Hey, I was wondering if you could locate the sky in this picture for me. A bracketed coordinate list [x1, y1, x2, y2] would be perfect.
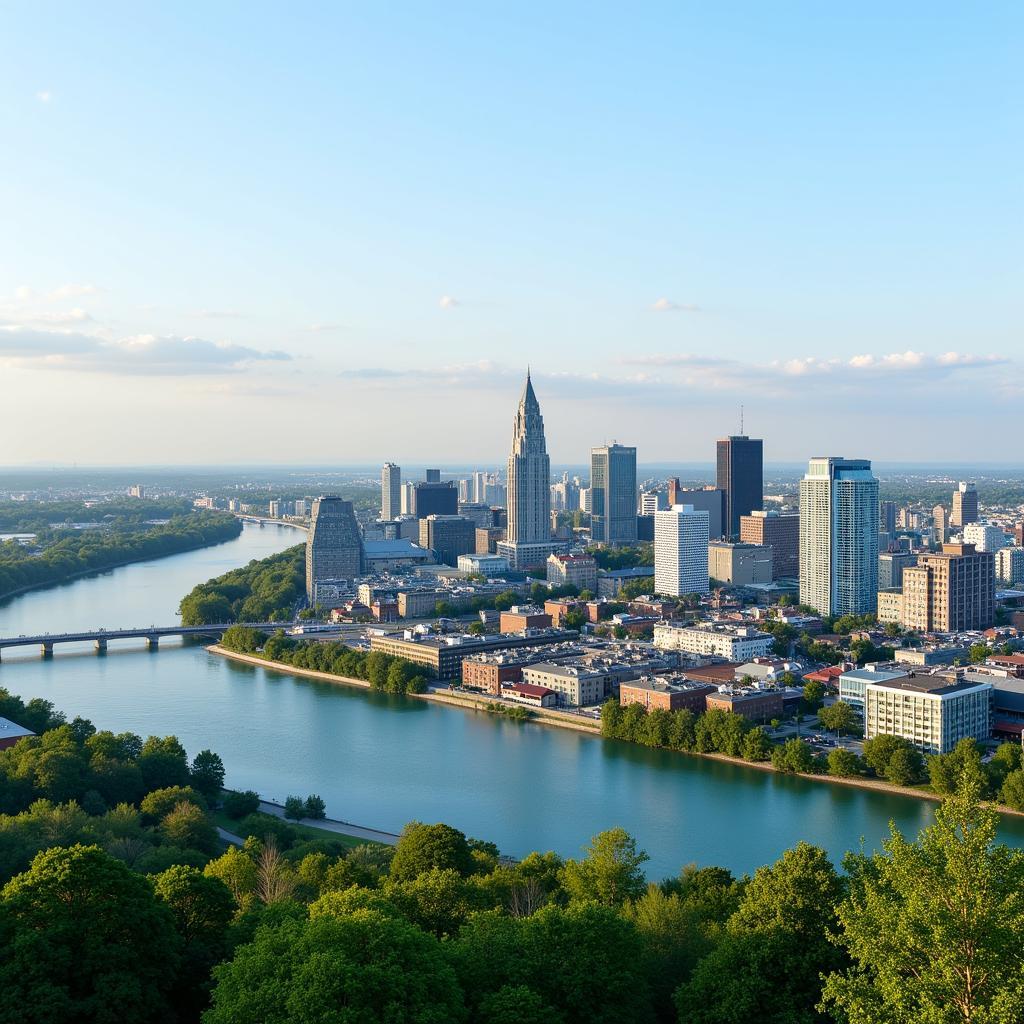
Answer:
[1, 3, 1022, 467]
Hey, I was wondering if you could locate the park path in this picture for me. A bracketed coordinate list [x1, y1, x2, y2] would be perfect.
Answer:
[257, 800, 400, 846]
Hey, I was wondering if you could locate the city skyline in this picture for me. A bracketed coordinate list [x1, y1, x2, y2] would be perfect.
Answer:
[3, 5, 1022, 464]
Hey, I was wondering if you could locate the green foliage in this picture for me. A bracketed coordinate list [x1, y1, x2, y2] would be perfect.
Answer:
[801, 678, 825, 712]
[189, 749, 225, 801]
[140, 784, 208, 822]
[863, 734, 924, 785]
[179, 544, 305, 625]
[827, 747, 864, 778]
[928, 737, 985, 796]
[817, 700, 857, 735]
[0, 844, 182, 1024]
[283, 796, 306, 821]
[821, 769, 1024, 1023]
[205, 910, 467, 1024]
[771, 738, 817, 774]
[390, 822, 476, 881]
[0, 506, 240, 601]
[560, 828, 649, 906]
[999, 769, 1024, 811]
[304, 794, 326, 819]
[222, 789, 261, 819]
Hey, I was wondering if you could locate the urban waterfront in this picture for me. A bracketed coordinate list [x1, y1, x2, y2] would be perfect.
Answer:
[3, 520, 1023, 879]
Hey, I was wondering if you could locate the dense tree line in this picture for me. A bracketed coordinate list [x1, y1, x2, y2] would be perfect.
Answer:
[0, 508, 240, 601]
[1, 743, 1020, 1023]
[220, 626, 432, 694]
[0, 497, 196, 533]
[179, 546, 305, 625]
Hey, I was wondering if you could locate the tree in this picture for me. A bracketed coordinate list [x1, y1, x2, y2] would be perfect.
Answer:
[283, 795, 306, 821]
[884, 745, 923, 786]
[560, 827, 649, 906]
[138, 735, 191, 791]
[204, 845, 258, 908]
[390, 822, 475, 881]
[741, 726, 770, 762]
[771, 738, 816, 774]
[160, 800, 219, 855]
[801, 679, 825, 712]
[817, 701, 856, 736]
[204, 910, 467, 1024]
[153, 865, 235, 1021]
[189, 749, 225, 801]
[863, 733, 922, 784]
[821, 768, 1024, 1024]
[928, 737, 984, 796]
[222, 789, 261, 819]
[304, 793, 326, 819]
[140, 784, 208, 822]
[478, 985, 562, 1024]
[827, 748, 863, 777]
[999, 769, 1024, 811]
[0, 844, 181, 1024]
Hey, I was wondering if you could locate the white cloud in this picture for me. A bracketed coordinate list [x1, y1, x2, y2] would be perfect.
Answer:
[0, 326, 290, 375]
[651, 297, 699, 312]
[439, 295, 459, 309]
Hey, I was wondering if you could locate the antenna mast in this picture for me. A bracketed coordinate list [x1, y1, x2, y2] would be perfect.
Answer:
[740, 405, 744, 435]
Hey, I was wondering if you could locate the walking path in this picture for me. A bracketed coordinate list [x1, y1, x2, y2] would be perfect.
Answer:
[257, 799, 400, 845]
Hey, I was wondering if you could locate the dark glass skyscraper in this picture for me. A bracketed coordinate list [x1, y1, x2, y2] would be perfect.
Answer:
[590, 444, 637, 545]
[716, 435, 763, 539]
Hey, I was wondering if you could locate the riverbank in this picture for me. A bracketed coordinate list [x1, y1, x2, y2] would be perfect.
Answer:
[0, 524, 244, 606]
[208, 643, 1024, 815]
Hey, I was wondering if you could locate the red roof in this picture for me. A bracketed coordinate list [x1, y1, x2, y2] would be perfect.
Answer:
[509, 683, 555, 698]
[993, 719, 1024, 736]
[803, 665, 845, 683]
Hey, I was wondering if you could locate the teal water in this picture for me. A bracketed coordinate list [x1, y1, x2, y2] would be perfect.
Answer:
[2, 522, 1021, 878]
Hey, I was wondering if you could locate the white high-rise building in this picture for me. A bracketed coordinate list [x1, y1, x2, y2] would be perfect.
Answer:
[639, 490, 665, 515]
[400, 481, 416, 516]
[963, 523, 1006, 554]
[654, 504, 710, 597]
[995, 546, 1024, 585]
[381, 462, 401, 520]
[799, 457, 879, 617]
[497, 372, 559, 569]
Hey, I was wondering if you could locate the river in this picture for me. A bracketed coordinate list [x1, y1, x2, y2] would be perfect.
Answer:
[1, 521, 1021, 879]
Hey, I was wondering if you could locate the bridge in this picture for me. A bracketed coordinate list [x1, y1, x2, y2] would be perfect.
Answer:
[0, 622, 303, 660]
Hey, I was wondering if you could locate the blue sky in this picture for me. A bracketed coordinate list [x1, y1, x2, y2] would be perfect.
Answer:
[2, 3, 1021, 465]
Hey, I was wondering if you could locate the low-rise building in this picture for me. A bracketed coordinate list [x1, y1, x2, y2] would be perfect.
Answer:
[499, 606, 553, 633]
[461, 652, 535, 694]
[520, 662, 611, 707]
[704, 686, 784, 722]
[708, 541, 772, 585]
[503, 682, 558, 708]
[619, 677, 715, 712]
[838, 664, 909, 712]
[653, 622, 774, 660]
[475, 526, 506, 555]
[597, 567, 655, 599]
[893, 644, 971, 667]
[544, 598, 586, 628]
[362, 539, 434, 573]
[546, 553, 598, 592]
[864, 674, 992, 754]
[457, 553, 510, 575]
[0, 717, 35, 750]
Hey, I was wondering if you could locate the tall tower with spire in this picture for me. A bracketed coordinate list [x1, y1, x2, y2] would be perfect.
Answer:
[506, 370, 550, 544]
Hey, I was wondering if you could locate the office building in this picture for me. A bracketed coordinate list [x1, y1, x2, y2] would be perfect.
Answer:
[293, 498, 309, 517]
[457, 553, 509, 575]
[880, 543, 996, 633]
[425, 468, 441, 483]
[838, 664, 909, 713]
[639, 490, 664, 515]
[476, 526, 506, 554]
[996, 546, 1024, 586]
[590, 443, 638, 545]
[546, 553, 598, 592]
[878, 551, 918, 590]
[879, 500, 897, 537]
[128, 484, 146, 499]
[412, 481, 458, 519]
[864, 675, 992, 754]
[799, 457, 879, 617]
[619, 677, 716, 713]
[418, 515, 476, 567]
[708, 541, 772, 585]
[671, 487, 725, 540]
[933, 505, 948, 545]
[400, 482, 416, 516]
[654, 504, 710, 597]
[740, 510, 799, 578]
[499, 372, 559, 569]
[268, 500, 281, 519]
[951, 481, 979, 528]
[963, 523, 1006, 554]
[457, 502, 494, 529]
[381, 463, 401, 520]
[305, 496, 363, 601]
[716, 435, 763, 538]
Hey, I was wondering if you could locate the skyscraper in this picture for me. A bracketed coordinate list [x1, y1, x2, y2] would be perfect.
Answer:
[654, 505, 710, 597]
[951, 481, 979, 528]
[799, 457, 879, 617]
[716, 435, 763, 539]
[879, 500, 897, 537]
[932, 504, 948, 545]
[590, 443, 637, 545]
[381, 463, 401, 520]
[306, 495, 363, 601]
[498, 372, 558, 569]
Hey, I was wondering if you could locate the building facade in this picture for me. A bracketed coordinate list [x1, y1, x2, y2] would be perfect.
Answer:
[708, 541, 772, 585]
[412, 481, 458, 519]
[418, 515, 477, 567]
[546, 553, 598, 593]
[896, 543, 996, 633]
[879, 551, 918, 590]
[716, 435, 763, 538]
[996, 546, 1024, 586]
[654, 504, 710, 597]
[799, 457, 879, 617]
[653, 623, 774, 660]
[590, 443, 638, 545]
[740, 510, 799, 578]
[381, 463, 401, 520]
[951, 481, 979, 528]
[305, 496, 363, 601]
[963, 523, 1006, 553]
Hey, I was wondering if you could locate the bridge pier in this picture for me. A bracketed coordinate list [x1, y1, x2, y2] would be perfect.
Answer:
[41, 642, 53, 658]
[95, 638, 107, 654]
[146, 636, 159, 651]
